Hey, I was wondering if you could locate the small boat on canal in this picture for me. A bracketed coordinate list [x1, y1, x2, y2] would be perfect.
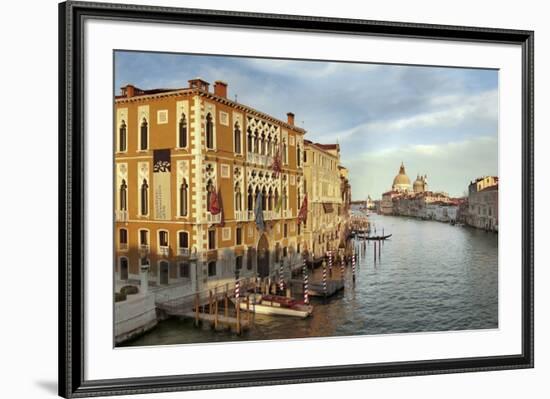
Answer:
[234, 294, 313, 318]
[357, 233, 392, 240]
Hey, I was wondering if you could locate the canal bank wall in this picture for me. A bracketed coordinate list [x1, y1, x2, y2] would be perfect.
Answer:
[115, 292, 157, 345]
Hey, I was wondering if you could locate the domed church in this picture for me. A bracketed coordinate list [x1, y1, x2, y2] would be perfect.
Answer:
[392, 162, 412, 192]
[413, 174, 428, 193]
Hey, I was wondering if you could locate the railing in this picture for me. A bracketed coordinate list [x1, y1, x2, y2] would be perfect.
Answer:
[178, 248, 190, 257]
[248, 210, 254, 220]
[207, 213, 221, 224]
[235, 210, 247, 221]
[158, 246, 169, 256]
[283, 209, 292, 219]
[115, 210, 128, 222]
[119, 243, 128, 251]
[246, 152, 271, 167]
[139, 244, 150, 253]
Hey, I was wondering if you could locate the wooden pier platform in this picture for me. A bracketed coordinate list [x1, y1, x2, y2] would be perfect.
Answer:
[158, 299, 251, 333]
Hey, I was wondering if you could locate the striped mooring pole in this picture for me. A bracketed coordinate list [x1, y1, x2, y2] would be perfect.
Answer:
[302, 255, 309, 304]
[328, 250, 333, 277]
[235, 278, 240, 301]
[279, 262, 284, 292]
[352, 250, 356, 285]
[322, 259, 328, 297]
[340, 254, 345, 282]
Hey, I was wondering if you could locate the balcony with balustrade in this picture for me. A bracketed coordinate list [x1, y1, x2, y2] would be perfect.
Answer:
[177, 247, 190, 257]
[115, 210, 128, 222]
[158, 246, 170, 257]
[235, 210, 248, 222]
[246, 152, 272, 168]
[207, 212, 222, 224]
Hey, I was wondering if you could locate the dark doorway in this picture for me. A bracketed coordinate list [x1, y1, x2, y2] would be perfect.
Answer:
[120, 257, 129, 281]
[159, 261, 169, 285]
[257, 234, 270, 278]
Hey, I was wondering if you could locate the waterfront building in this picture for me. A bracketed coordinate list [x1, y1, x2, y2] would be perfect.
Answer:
[381, 190, 400, 215]
[466, 176, 499, 231]
[379, 162, 465, 222]
[114, 78, 307, 293]
[302, 141, 349, 259]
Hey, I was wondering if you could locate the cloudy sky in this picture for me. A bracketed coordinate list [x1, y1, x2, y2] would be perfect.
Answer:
[115, 51, 498, 199]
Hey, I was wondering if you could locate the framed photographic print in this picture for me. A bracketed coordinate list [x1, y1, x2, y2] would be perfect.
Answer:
[59, 1, 534, 397]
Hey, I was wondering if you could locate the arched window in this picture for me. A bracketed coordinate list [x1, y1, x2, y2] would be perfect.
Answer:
[179, 178, 188, 216]
[254, 186, 260, 209]
[282, 188, 287, 210]
[140, 118, 148, 150]
[267, 137, 272, 156]
[247, 186, 253, 211]
[118, 120, 126, 152]
[260, 133, 265, 155]
[234, 184, 242, 212]
[119, 257, 129, 280]
[234, 122, 241, 154]
[205, 113, 214, 149]
[120, 179, 127, 211]
[282, 140, 287, 164]
[247, 128, 253, 153]
[206, 180, 214, 211]
[261, 187, 267, 211]
[254, 130, 259, 154]
[178, 231, 189, 249]
[274, 188, 279, 211]
[178, 113, 187, 148]
[268, 188, 273, 211]
[297, 146, 301, 167]
[140, 179, 149, 215]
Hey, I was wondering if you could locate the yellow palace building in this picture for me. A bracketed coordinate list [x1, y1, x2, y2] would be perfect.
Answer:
[302, 141, 351, 259]
[114, 78, 308, 292]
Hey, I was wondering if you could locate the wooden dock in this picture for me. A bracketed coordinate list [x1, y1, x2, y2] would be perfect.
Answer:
[157, 288, 253, 334]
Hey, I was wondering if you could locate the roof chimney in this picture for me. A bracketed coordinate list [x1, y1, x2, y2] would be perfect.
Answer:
[214, 81, 228, 98]
[287, 112, 295, 126]
[122, 84, 136, 98]
[188, 77, 210, 92]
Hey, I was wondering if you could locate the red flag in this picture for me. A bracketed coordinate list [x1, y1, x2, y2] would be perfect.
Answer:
[209, 190, 221, 215]
[217, 189, 225, 227]
[270, 145, 282, 176]
[297, 194, 308, 224]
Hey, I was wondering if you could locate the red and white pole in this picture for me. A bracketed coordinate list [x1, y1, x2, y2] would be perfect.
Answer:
[302, 255, 309, 304]
[352, 250, 356, 285]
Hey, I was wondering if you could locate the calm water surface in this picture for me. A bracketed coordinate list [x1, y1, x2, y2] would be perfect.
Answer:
[122, 214, 498, 346]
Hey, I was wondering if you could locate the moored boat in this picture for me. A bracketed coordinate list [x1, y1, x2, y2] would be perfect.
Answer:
[233, 294, 313, 318]
[360, 234, 392, 240]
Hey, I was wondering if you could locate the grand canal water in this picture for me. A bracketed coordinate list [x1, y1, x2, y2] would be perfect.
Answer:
[121, 213, 498, 347]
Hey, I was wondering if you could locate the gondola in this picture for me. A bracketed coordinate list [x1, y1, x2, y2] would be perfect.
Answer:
[357, 234, 392, 240]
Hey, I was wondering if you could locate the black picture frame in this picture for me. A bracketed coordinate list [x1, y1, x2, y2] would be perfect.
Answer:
[59, 1, 534, 397]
